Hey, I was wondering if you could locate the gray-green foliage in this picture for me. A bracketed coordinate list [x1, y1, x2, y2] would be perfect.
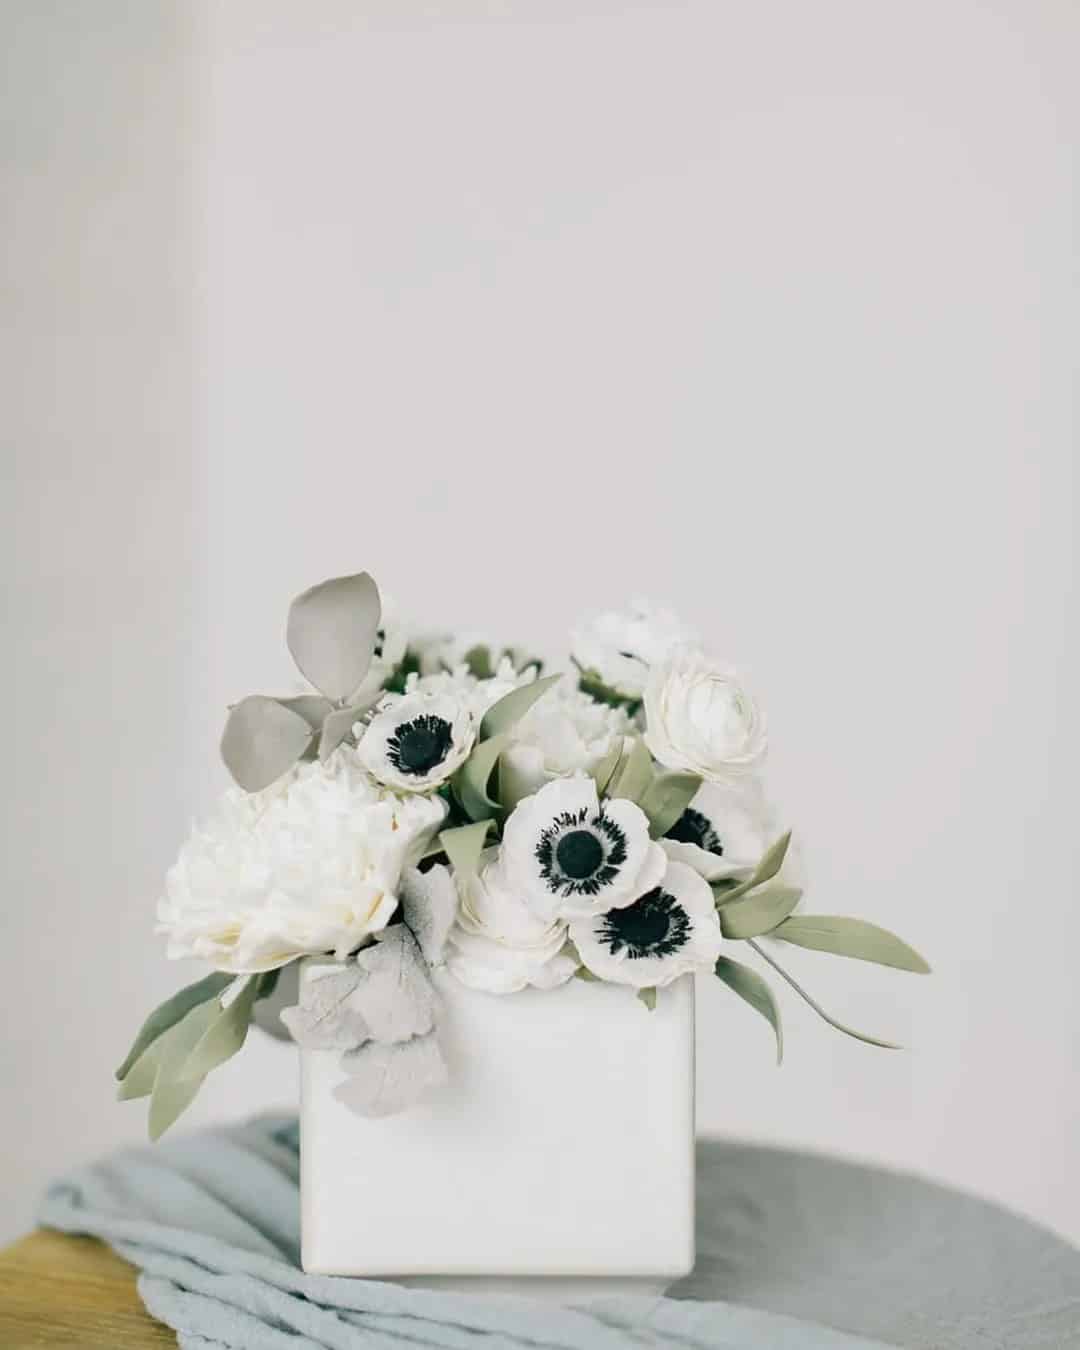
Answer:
[772, 915, 931, 973]
[713, 955, 783, 1064]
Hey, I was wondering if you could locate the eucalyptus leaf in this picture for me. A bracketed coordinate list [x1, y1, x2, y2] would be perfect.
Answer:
[335, 1031, 448, 1117]
[220, 695, 315, 791]
[279, 966, 370, 1051]
[753, 830, 792, 886]
[589, 736, 625, 796]
[438, 821, 492, 879]
[318, 704, 361, 762]
[452, 733, 508, 821]
[175, 975, 260, 1083]
[605, 737, 654, 804]
[276, 695, 333, 730]
[480, 673, 561, 740]
[286, 571, 381, 702]
[116, 971, 232, 1081]
[117, 1009, 206, 1102]
[640, 771, 702, 838]
[637, 987, 658, 1012]
[351, 928, 438, 1043]
[400, 864, 458, 967]
[774, 916, 931, 973]
[714, 955, 783, 1064]
[145, 999, 221, 1140]
[719, 885, 803, 940]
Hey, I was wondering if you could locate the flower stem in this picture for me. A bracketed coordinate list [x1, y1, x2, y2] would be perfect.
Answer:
[745, 939, 902, 1051]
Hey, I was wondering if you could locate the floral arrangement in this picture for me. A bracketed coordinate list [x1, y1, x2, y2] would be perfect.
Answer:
[117, 571, 929, 1137]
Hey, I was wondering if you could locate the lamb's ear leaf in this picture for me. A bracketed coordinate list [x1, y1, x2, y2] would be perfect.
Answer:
[773, 916, 931, 974]
[719, 885, 803, 940]
[335, 1031, 448, 1118]
[605, 737, 654, 804]
[286, 571, 381, 702]
[116, 972, 233, 1081]
[480, 674, 561, 740]
[439, 821, 493, 879]
[399, 865, 459, 967]
[453, 733, 509, 821]
[714, 956, 783, 1064]
[221, 695, 314, 791]
[637, 987, 658, 1012]
[640, 771, 701, 838]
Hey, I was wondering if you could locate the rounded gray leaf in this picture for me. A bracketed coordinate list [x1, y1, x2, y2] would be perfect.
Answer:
[221, 695, 315, 792]
[286, 572, 381, 702]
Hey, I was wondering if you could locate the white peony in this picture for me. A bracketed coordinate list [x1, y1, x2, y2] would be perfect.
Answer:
[500, 774, 667, 922]
[357, 691, 476, 792]
[157, 748, 445, 973]
[500, 675, 632, 806]
[446, 851, 578, 994]
[644, 645, 767, 781]
[570, 860, 723, 989]
[571, 603, 699, 701]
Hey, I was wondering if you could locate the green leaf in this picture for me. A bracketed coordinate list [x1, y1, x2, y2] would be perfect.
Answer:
[639, 771, 702, 838]
[714, 956, 783, 1064]
[574, 663, 641, 712]
[146, 1000, 221, 1140]
[712, 830, 794, 907]
[637, 987, 657, 1011]
[719, 885, 803, 940]
[439, 820, 494, 878]
[286, 571, 381, 702]
[605, 737, 654, 804]
[175, 976, 260, 1083]
[220, 695, 315, 791]
[773, 916, 931, 973]
[480, 674, 561, 740]
[463, 645, 495, 679]
[452, 733, 509, 821]
[588, 737, 625, 796]
[574, 966, 600, 982]
[116, 971, 233, 1081]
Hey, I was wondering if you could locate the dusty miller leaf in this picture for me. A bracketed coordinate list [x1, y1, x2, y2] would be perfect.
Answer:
[400, 864, 459, 967]
[350, 927, 438, 1043]
[220, 695, 314, 791]
[335, 1031, 448, 1117]
[714, 955, 783, 1064]
[286, 571, 381, 702]
[719, 885, 803, 940]
[774, 916, 931, 973]
[279, 966, 370, 1051]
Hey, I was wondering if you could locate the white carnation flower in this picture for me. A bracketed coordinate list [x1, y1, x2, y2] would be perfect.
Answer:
[500, 774, 666, 922]
[405, 658, 525, 721]
[157, 749, 445, 973]
[571, 603, 699, 701]
[644, 645, 767, 781]
[569, 860, 723, 989]
[660, 777, 773, 883]
[446, 852, 578, 994]
[500, 675, 632, 806]
[357, 691, 476, 792]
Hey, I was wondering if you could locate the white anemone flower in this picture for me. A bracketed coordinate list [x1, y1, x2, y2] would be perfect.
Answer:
[446, 852, 578, 994]
[500, 774, 666, 922]
[157, 749, 446, 973]
[357, 691, 476, 792]
[569, 860, 723, 989]
[571, 603, 699, 701]
[660, 778, 773, 883]
[500, 675, 632, 807]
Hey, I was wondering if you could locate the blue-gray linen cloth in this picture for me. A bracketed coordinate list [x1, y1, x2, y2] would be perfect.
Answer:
[39, 1115, 1080, 1350]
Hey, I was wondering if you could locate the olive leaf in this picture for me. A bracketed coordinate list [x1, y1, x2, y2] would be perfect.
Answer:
[637, 987, 658, 1012]
[640, 771, 702, 838]
[713, 829, 793, 907]
[438, 821, 493, 879]
[350, 927, 439, 1043]
[335, 1031, 448, 1118]
[773, 916, 931, 974]
[605, 737, 654, 804]
[399, 864, 458, 967]
[286, 571, 381, 702]
[714, 955, 783, 1064]
[589, 736, 625, 796]
[174, 974, 261, 1083]
[719, 884, 803, 940]
[279, 966, 370, 1051]
[220, 695, 316, 792]
[480, 673, 561, 740]
[452, 732, 509, 821]
[116, 971, 233, 1081]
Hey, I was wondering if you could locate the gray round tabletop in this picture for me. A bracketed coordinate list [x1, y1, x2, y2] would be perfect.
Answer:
[671, 1139, 1080, 1350]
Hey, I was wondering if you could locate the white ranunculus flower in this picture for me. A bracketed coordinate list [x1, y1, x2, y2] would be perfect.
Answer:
[659, 777, 773, 883]
[446, 851, 578, 994]
[404, 658, 526, 721]
[644, 645, 767, 781]
[570, 860, 723, 989]
[571, 603, 699, 701]
[357, 691, 476, 792]
[500, 774, 666, 922]
[500, 675, 632, 806]
[157, 749, 446, 973]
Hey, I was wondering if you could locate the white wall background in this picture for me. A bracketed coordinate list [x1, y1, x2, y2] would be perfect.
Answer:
[3, 0, 1077, 1246]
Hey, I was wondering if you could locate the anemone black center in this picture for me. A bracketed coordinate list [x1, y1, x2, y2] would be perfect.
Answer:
[598, 887, 692, 959]
[664, 807, 723, 856]
[387, 714, 453, 776]
[555, 829, 604, 880]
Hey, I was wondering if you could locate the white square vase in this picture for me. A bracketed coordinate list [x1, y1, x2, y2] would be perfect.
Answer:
[300, 960, 696, 1297]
